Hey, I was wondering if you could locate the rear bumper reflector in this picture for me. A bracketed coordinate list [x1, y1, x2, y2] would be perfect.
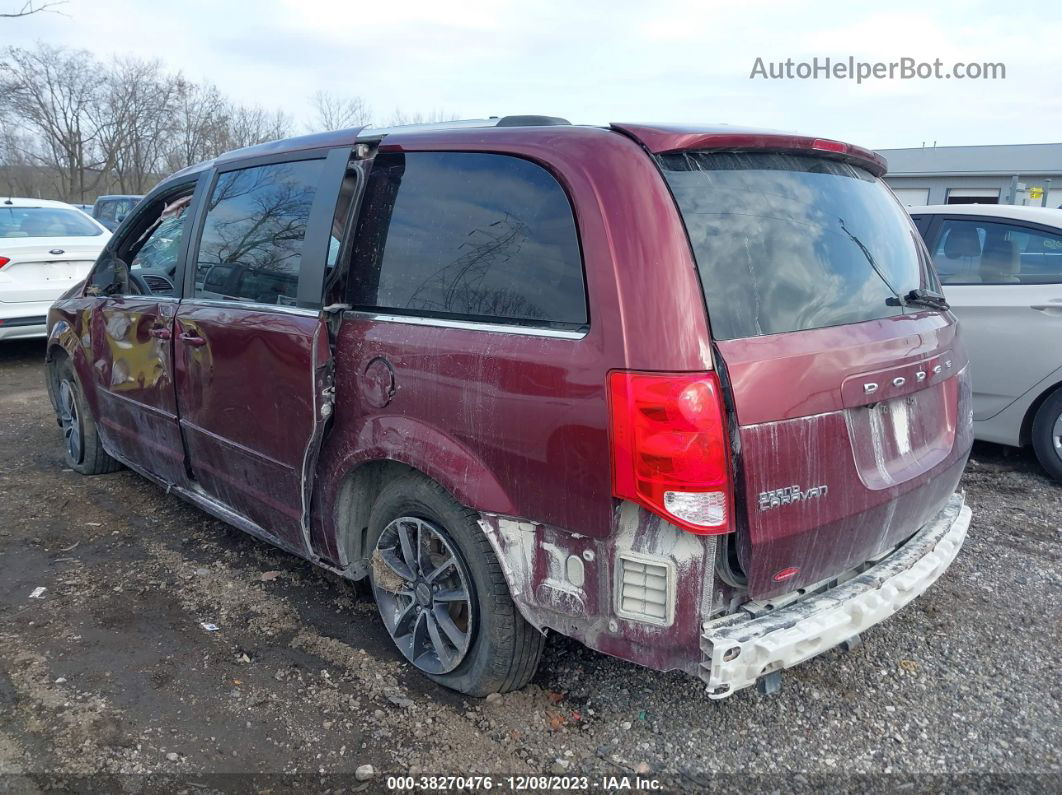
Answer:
[0, 315, 47, 327]
[699, 493, 970, 698]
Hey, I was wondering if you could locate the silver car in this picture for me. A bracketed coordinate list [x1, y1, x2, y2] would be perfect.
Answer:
[910, 204, 1062, 482]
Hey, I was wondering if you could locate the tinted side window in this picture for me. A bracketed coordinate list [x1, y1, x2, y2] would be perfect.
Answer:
[350, 152, 586, 327]
[194, 159, 324, 305]
[95, 201, 116, 222]
[933, 218, 1062, 285]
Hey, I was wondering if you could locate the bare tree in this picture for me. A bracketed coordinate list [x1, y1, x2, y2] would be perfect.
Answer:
[385, 108, 460, 127]
[0, 45, 110, 201]
[1, 1, 65, 18]
[164, 81, 229, 172]
[225, 104, 293, 150]
[0, 124, 45, 196]
[0, 41, 472, 203]
[103, 57, 181, 193]
[309, 90, 371, 132]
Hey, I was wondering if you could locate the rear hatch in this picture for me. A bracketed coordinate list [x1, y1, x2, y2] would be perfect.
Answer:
[636, 130, 972, 599]
[0, 237, 105, 303]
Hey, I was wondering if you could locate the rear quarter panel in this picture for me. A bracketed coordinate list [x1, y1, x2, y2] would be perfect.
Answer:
[314, 127, 715, 553]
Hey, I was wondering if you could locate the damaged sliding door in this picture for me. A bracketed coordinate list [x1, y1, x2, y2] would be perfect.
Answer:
[172, 146, 353, 555]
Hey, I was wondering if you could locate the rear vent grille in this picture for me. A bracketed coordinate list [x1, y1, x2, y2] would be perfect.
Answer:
[616, 554, 674, 626]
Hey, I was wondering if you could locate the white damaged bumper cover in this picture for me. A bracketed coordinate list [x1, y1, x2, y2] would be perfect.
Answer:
[700, 494, 971, 698]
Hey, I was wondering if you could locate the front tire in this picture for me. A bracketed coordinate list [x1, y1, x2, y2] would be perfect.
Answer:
[366, 473, 543, 696]
[54, 360, 121, 475]
[1031, 388, 1062, 483]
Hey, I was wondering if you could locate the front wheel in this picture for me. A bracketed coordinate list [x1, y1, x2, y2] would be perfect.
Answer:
[367, 474, 543, 696]
[54, 360, 121, 475]
[1031, 388, 1062, 483]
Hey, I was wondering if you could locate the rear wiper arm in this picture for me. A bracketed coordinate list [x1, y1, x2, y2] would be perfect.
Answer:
[887, 288, 950, 311]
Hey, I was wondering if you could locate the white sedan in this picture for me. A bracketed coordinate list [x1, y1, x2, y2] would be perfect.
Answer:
[910, 204, 1062, 482]
[0, 198, 110, 341]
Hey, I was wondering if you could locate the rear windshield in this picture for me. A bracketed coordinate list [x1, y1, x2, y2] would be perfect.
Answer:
[659, 152, 932, 340]
[0, 206, 104, 239]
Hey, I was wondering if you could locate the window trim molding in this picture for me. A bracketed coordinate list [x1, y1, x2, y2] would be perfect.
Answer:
[348, 309, 587, 339]
[180, 297, 319, 318]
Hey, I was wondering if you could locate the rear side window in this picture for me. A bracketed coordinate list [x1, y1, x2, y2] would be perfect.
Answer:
[932, 218, 1062, 284]
[349, 152, 586, 328]
[193, 159, 324, 305]
[659, 152, 933, 340]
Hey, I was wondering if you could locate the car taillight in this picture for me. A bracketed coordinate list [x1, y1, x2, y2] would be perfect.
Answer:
[0, 257, 9, 270]
[608, 371, 733, 535]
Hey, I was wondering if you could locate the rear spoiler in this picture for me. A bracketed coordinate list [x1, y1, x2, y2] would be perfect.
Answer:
[611, 123, 888, 177]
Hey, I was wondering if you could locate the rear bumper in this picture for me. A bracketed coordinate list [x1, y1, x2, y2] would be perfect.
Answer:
[0, 317, 47, 340]
[699, 493, 970, 698]
[0, 300, 53, 340]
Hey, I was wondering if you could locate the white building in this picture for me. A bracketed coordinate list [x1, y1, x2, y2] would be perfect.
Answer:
[876, 143, 1062, 208]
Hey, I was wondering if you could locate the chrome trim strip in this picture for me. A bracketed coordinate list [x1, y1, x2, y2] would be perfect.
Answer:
[350, 311, 587, 339]
[183, 298, 318, 318]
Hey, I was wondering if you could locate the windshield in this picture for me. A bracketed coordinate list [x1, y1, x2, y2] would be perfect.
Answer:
[0, 206, 104, 239]
[659, 151, 933, 340]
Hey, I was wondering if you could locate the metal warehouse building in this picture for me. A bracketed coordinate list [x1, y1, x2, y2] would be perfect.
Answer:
[876, 143, 1062, 208]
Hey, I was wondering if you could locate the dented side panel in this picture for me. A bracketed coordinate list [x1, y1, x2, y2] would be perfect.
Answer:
[173, 304, 324, 551]
[88, 297, 187, 484]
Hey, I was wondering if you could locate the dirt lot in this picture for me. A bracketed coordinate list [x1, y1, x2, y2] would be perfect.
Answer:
[1, 338, 1059, 791]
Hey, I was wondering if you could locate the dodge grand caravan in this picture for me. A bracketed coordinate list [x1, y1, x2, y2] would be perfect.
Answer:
[45, 117, 973, 699]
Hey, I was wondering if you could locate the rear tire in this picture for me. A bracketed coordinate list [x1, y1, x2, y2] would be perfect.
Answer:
[366, 473, 543, 696]
[1031, 388, 1062, 483]
[54, 359, 121, 475]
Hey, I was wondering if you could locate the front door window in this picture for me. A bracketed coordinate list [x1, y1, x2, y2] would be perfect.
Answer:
[193, 160, 324, 306]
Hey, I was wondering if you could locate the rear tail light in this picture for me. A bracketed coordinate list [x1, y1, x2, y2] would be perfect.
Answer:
[608, 371, 733, 535]
[0, 257, 9, 270]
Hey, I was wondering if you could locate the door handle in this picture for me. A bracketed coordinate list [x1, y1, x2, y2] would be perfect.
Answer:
[179, 331, 207, 347]
[149, 326, 172, 340]
[1030, 304, 1062, 314]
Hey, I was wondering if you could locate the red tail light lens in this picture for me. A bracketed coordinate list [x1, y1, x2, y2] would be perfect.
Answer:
[0, 257, 9, 270]
[608, 371, 733, 535]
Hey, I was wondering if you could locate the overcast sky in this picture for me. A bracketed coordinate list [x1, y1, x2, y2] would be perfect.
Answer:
[4, 0, 1058, 149]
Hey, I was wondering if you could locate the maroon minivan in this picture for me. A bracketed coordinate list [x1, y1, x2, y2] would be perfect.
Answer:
[45, 117, 973, 698]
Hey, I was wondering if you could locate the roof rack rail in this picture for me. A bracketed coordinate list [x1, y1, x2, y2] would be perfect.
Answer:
[495, 115, 571, 127]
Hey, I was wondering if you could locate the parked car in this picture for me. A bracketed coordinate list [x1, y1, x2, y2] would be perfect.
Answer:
[45, 119, 973, 699]
[91, 194, 143, 231]
[910, 204, 1062, 482]
[0, 197, 110, 341]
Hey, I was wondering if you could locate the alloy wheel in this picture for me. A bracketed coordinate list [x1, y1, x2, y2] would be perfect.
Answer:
[1053, 411, 1062, 462]
[58, 380, 82, 464]
[371, 516, 475, 675]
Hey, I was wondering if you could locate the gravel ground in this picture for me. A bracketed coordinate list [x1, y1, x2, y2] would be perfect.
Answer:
[1, 338, 1059, 792]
